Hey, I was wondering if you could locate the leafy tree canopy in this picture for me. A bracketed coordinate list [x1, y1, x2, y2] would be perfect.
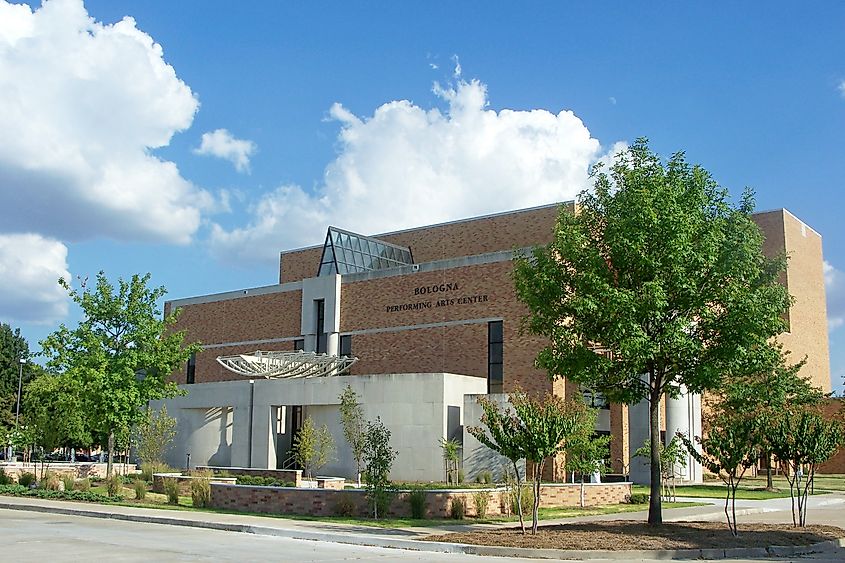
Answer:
[0, 323, 40, 427]
[513, 139, 791, 524]
[40, 272, 200, 474]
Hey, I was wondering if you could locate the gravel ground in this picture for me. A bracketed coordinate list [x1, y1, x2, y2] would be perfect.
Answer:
[423, 521, 844, 550]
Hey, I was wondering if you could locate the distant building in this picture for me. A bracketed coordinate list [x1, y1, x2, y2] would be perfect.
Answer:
[156, 203, 831, 482]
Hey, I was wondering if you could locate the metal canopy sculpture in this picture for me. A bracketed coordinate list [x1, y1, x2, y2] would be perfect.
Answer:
[216, 350, 357, 379]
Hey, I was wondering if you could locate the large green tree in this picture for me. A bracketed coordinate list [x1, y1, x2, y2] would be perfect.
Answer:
[40, 272, 200, 476]
[0, 323, 39, 429]
[514, 139, 791, 524]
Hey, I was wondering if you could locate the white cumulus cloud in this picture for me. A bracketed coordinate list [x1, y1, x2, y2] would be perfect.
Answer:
[824, 260, 845, 331]
[0, 234, 70, 324]
[194, 129, 256, 173]
[0, 0, 211, 244]
[210, 78, 611, 263]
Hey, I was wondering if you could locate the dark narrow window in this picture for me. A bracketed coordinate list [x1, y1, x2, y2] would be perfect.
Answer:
[315, 299, 327, 354]
[487, 321, 503, 393]
[186, 352, 196, 384]
[339, 335, 352, 375]
[339, 335, 352, 357]
[293, 339, 304, 351]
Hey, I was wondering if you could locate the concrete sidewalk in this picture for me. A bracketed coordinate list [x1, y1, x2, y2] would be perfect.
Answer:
[3, 493, 845, 560]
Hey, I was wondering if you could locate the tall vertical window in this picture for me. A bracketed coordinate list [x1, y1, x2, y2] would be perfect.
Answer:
[186, 352, 196, 384]
[339, 335, 352, 375]
[315, 299, 327, 354]
[487, 321, 503, 393]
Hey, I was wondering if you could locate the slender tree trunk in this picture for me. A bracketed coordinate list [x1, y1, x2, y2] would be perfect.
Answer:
[513, 460, 525, 535]
[765, 452, 774, 490]
[107, 429, 115, 478]
[648, 387, 663, 525]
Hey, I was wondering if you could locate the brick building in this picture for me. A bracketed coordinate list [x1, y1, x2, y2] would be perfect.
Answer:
[159, 202, 831, 482]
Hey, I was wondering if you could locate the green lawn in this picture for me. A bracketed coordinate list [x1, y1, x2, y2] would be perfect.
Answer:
[632, 483, 804, 500]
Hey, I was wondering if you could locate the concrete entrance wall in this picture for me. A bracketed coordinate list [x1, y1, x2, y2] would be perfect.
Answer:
[152, 372, 486, 482]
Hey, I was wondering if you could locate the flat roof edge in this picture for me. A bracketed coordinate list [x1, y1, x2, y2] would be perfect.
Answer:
[280, 200, 573, 255]
[167, 280, 303, 308]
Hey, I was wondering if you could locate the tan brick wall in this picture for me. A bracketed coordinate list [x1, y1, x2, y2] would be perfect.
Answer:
[209, 482, 632, 518]
[340, 259, 551, 394]
[280, 247, 322, 284]
[818, 398, 845, 474]
[172, 290, 302, 346]
[279, 203, 567, 284]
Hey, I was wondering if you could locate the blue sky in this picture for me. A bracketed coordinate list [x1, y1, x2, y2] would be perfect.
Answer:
[1, 0, 843, 393]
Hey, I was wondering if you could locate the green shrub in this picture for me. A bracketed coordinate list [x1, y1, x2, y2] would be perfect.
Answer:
[0, 468, 12, 485]
[106, 474, 123, 497]
[235, 475, 294, 487]
[18, 472, 36, 488]
[449, 497, 465, 520]
[628, 493, 649, 504]
[190, 477, 211, 508]
[509, 484, 533, 516]
[61, 475, 76, 492]
[0, 484, 121, 503]
[133, 479, 147, 500]
[475, 470, 493, 485]
[473, 490, 491, 518]
[332, 492, 357, 516]
[408, 488, 427, 519]
[75, 478, 91, 492]
[456, 469, 465, 484]
[164, 478, 179, 505]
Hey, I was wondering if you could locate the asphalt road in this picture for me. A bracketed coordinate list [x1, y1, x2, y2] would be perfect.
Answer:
[2, 508, 535, 562]
[4, 507, 845, 562]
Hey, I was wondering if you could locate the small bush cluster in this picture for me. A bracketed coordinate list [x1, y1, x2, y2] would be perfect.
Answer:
[75, 478, 91, 492]
[0, 484, 121, 503]
[163, 478, 180, 505]
[449, 497, 465, 520]
[190, 477, 211, 508]
[475, 470, 493, 485]
[509, 484, 533, 516]
[42, 472, 61, 491]
[18, 472, 36, 488]
[0, 469, 12, 485]
[106, 474, 123, 497]
[133, 479, 147, 500]
[332, 493, 357, 517]
[473, 490, 491, 518]
[61, 475, 76, 492]
[627, 493, 649, 504]
[235, 475, 294, 487]
[407, 488, 427, 519]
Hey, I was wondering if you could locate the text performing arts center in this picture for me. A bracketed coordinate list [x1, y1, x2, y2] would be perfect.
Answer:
[157, 203, 831, 483]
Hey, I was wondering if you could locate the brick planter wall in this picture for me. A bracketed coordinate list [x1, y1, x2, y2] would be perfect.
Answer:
[209, 482, 632, 518]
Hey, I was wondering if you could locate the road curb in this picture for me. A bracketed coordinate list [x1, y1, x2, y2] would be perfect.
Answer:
[2, 499, 844, 560]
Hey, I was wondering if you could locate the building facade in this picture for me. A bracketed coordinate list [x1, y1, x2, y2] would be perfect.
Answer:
[161, 203, 831, 482]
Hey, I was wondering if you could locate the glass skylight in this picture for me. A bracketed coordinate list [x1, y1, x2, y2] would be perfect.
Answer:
[318, 227, 413, 276]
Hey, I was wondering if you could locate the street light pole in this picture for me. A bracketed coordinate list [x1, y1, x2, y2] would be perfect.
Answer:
[15, 357, 25, 427]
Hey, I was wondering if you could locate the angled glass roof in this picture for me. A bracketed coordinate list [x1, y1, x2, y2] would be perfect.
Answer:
[318, 227, 413, 276]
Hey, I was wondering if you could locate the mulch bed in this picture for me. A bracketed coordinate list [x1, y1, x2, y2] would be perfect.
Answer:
[423, 521, 844, 550]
